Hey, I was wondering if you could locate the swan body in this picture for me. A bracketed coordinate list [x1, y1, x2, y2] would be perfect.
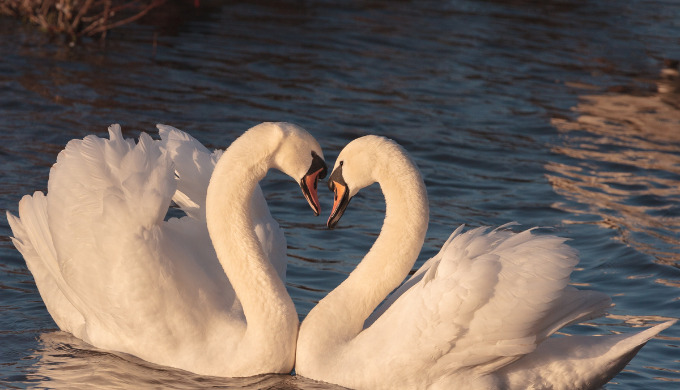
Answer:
[296, 135, 675, 389]
[7, 122, 327, 377]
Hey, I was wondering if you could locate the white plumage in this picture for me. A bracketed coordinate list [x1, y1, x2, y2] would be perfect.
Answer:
[296, 135, 674, 390]
[7, 122, 326, 377]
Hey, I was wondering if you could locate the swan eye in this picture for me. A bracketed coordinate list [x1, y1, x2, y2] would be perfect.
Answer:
[339, 161, 344, 166]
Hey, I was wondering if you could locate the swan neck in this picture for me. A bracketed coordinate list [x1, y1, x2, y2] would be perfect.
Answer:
[205, 132, 295, 336]
[354, 160, 429, 323]
[303, 148, 428, 346]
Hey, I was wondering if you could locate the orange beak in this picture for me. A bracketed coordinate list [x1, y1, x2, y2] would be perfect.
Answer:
[301, 167, 325, 216]
[327, 179, 350, 229]
[300, 151, 327, 216]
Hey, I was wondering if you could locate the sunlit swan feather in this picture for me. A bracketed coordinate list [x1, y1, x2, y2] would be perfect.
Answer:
[296, 135, 674, 389]
[7, 122, 327, 377]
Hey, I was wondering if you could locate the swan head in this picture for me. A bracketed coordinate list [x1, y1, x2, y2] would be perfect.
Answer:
[327, 135, 402, 228]
[266, 122, 328, 216]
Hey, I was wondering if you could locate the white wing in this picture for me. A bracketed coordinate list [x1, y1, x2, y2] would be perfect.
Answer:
[156, 124, 221, 220]
[353, 225, 612, 385]
[8, 126, 238, 350]
[6, 193, 86, 337]
[6, 124, 304, 377]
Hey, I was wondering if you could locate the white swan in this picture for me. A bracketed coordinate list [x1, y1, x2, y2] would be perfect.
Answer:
[7, 122, 327, 377]
[296, 135, 675, 390]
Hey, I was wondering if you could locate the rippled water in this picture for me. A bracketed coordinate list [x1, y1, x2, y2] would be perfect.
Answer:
[1, 1, 679, 388]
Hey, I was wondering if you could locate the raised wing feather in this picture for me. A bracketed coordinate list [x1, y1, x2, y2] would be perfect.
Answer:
[157, 124, 222, 220]
[40, 126, 176, 331]
[6, 124, 297, 374]
[356, 225, 611, 384]
[6, 195, 85, 336]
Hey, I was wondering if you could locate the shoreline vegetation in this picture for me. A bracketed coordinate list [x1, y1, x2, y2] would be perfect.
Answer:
[0, 0, 168, 41]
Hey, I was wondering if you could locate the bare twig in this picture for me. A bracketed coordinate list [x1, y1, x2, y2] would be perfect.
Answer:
[71, 0, 95, 30]
[0, 0, 167, 42]
[84, 0, 166, 36]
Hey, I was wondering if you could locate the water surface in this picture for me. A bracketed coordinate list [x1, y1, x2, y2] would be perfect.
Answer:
[1, 1, 679, 388]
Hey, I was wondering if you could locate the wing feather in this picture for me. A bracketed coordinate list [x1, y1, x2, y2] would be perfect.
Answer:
[157, 124, 222, 221]
[39, 125, 176, 329]
[357, 225, 611, 382]
[9, 124, 287, 351]
[6, 197, 86, 336]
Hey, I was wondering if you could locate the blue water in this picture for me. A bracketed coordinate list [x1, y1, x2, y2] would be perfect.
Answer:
[1, 0, 679, 388]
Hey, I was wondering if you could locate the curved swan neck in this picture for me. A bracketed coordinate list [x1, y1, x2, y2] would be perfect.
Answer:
[359, 154, 429, 316]
[303, 143, 429, 345]
[205, 128, 295, 335]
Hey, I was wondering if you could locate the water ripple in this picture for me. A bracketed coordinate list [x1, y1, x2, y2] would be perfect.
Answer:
[1, 0, 679, 388]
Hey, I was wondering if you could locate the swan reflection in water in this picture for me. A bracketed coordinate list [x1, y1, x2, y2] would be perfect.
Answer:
[25, 331, 343, 390]
[549, 63, 680, 266]
[27, 332, 282, 389]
